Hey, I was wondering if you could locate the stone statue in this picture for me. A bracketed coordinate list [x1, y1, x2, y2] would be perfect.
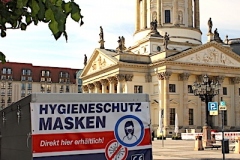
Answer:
[208, 18, 213, 33]
[99, 26, 104, 40]
[163, 32, 170, 50]
[213, 28, 223, 43]
[84, 54, 87, 66]
[99, 26, 105, 49]
[116, 36, 126, 53]
[149, 19, 160, 36]
[225, 35, 229, 45]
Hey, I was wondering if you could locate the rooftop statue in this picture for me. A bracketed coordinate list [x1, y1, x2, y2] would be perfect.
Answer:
[116, 36, 127, 53]
[84, 54, 87, 66]
[208, 18, 213, 33]
[163, 32, 170, 50]
[99, 26, 105, 49]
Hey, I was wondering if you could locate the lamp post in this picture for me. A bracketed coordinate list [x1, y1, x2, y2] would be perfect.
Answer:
[192, 75, 221, 146]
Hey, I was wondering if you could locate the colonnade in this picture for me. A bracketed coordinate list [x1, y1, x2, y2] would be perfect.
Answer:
[156, 71, 240, 131]
[82, 74, 133, 94]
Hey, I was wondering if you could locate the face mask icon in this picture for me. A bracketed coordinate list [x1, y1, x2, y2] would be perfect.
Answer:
[123, 121, 137, 143]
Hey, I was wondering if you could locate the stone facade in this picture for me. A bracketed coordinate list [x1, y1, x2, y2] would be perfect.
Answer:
[80, 1, 240, 137]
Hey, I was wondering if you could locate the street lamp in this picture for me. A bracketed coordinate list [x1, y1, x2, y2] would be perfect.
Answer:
[192, 74, 221, 126]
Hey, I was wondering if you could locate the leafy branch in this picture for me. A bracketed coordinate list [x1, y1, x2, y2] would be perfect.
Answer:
[0, 0, 84, 63]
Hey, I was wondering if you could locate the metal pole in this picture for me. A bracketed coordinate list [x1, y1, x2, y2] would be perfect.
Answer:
[221, 97, 225, 160]
[162, 130, 164, 147]
[161, 116, 164, 147]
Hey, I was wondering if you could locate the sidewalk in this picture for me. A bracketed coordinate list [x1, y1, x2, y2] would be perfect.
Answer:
[152, 139, 240, 160]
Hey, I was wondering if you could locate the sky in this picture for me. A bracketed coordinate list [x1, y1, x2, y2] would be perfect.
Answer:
[0, 0, 240, 69]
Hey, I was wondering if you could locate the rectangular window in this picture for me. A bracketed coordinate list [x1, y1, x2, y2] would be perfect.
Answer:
[165, 10, 171, 23]
[223, 87, 227, 95]
[1, 75, 6, 80]
[7, 89, 12, 96]
[169, 84, 176, 93]
[60, 85, 64, 93]
[22, 69, 26, 75]
[134, 85, 143, 93]
[224, 111, 227, 126]
[65, 72, 69, 78]
[21, 83, 25, 90]
[2, 68, 6, 74]
[41, 71, 45, 76]
[28, 83, 32, 90]
[188, 85, 193, 93]
[21, 90, 25, 97]
[1, 83, 6, 89]
[170, 108, 175, 125]
[47, 85, 51, 93]
[7, 69, 12, 74]
[28, 77, 32, 81]
[66, 86, 70, 93]
[189, 109, 194, 125]
[21, 76, 26, 81]
[46, 71, 50, 77]
[47, 78, 51, 82]
[8, 82, 12, 89]
[27, 69, 31, 75]
[41, 77, 45, 82]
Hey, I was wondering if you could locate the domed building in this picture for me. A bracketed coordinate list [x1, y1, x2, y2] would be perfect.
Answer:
[80, 0, 240, 141]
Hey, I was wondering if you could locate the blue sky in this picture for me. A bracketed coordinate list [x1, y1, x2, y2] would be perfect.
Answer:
[0, 0, 240, 69]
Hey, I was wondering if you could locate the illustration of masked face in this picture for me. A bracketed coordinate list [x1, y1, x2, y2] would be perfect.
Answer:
[126, 126, 134, 135]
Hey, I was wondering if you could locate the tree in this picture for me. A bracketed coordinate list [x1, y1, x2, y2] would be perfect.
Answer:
[0, 0, 84, 63]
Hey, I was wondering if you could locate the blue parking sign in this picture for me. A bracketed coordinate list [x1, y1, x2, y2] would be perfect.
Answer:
[208, 102, 218, 111]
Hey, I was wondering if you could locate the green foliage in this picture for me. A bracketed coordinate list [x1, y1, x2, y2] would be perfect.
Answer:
[0, 0, 84, 63]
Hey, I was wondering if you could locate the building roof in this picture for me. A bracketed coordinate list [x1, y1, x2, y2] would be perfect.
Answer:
[0, 62, 80, 84]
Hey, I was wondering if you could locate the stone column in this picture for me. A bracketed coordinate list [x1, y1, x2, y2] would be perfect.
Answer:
[179, 73, 190, 127]
[108, 76, 117, 93]
[173, 0, 178, 25]
[100, 79, 108, 93]
[116, 74, 125, 93]
[194, 0, 200, 29]
[142, 0, 147, 29]
[93, 81, 101, 93]
[157, 71, 172, 136]
[188, 0, 193, 27]
[231, 77, 240, 126]
[135, 0, 140, 32]
[125, 74, 134, 93]
[215, 76, 225, 127]
[87, 83, 94, 93]
[157, 0, 161, 26]
[82, 85, 88, 93]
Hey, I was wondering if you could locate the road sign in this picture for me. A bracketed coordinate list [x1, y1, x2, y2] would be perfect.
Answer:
[208, 102, 218, 111]
[219, 105, 227, 110]
[220, 101, 226, 106]
[210, 111, 218, 115]
[219, 101, 227, 110]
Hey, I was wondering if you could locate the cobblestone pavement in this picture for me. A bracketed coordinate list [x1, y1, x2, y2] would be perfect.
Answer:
[152, 139, 240, 160]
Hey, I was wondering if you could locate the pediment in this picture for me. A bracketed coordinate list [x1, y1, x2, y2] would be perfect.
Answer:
[174, 44, 240, 67]
[81, 49, 118, 77]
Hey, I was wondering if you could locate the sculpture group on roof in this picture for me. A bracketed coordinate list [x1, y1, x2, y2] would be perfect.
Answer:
[116, 36, 126, 53]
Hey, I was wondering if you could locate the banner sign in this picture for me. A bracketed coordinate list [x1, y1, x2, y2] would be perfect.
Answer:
[30, 102, 152, 160]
